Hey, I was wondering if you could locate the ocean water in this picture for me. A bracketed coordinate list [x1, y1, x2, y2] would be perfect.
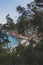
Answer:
[0, 32, 19, 48]
[3, 35, 19, 48]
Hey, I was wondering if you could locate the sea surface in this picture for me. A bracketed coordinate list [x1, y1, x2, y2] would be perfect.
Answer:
[3, 35, 19, 48]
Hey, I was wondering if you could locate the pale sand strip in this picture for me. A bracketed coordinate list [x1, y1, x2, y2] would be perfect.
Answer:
[8, 31, 29, 40]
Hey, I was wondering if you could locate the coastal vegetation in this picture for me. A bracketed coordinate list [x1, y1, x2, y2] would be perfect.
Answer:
[0, 0, 43, 65]
[0, 39, 43, 65]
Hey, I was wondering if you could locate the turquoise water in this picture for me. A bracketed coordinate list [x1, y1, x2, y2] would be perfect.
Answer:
[0, 32, 19, 48]
[4, 35, 19, 48]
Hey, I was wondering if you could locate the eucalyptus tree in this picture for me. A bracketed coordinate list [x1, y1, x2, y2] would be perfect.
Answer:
[16, 5, 33, 35]
[3, 14, 15, 30]
[6, 14, 14, 24]
[16, 4, 43, 48]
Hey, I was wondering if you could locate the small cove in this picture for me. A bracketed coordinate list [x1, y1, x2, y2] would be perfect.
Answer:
[4, 35, 19, 48]
[0, 32, 19, 48]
